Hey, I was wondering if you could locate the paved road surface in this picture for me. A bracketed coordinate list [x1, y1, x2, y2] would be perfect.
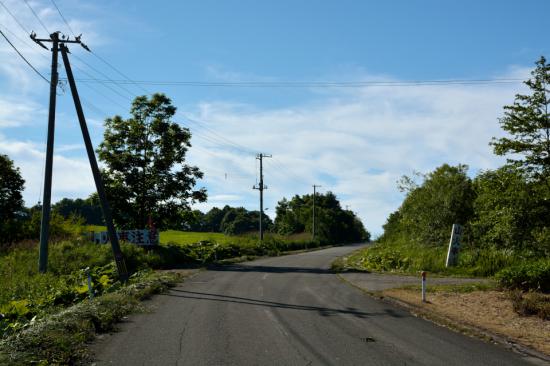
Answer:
[92, 244, 539, 365]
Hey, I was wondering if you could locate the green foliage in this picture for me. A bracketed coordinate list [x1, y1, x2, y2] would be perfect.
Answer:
[22, 208, 86, 242]
[497, 260, 550, 292]
[491, 56, 550, 178]
[381, 164, 475, 247]
[471, 167, 550, 255]
[181, 205, 274, 235]
[274, 192, 369, 244]
[159, 231, 320, 265]
[340, 240, 529, 277]
[0, 271, 181, 365]
[0, 154, 25, 246]
[220, 207, 272, 235]
[52, 195, 104, 225]
[202, 206, 231, 232]
[97, 93, 207, 230]
[0, 240, 162, 338]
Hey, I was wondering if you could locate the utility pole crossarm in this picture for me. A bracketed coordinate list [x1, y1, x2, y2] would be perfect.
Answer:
[30, 31, 91, 51]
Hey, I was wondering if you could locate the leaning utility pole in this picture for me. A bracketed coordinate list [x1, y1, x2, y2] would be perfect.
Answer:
[32, 31, 128, 282]
[253, 153, 271, 241]
[312, 184, 322, 239]
[36, 31, 59, 274]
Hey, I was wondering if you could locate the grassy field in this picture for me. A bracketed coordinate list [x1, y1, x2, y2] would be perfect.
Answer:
[85, 226, 313, 247]
[160, 230, 232, 245]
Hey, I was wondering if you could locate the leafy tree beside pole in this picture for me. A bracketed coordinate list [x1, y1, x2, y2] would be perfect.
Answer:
[491, 56, 550, 178]
[98, 94, 207, 229]
[0, 154, 25, 246]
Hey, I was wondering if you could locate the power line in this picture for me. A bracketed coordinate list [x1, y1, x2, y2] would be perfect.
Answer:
[91, 51, 150, 95]
[0, 0, 30, 34]
[0, 21, 49, 60]
[0, 27, 49, 83]
[23, 0, 49, 34]
[183, 116, 255, 155]
[70, 53, 138, 98]
[69, 78, 524, 88]
[49, 0, 75, 36]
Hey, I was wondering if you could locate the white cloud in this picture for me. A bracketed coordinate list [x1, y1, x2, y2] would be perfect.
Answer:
[183, 68, 531, 235]
[0, 134, 95, 206]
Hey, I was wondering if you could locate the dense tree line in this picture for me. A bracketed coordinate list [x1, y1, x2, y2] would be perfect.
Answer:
[274, 192, 370, 244]
[180, 206, 273, 235]
[381, 57, 550, 256]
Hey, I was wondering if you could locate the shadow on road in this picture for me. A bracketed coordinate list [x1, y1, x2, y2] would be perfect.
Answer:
[207, 264, 366, 275]
[164, 289, 407, 319]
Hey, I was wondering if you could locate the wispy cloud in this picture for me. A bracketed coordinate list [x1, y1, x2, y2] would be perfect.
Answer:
[183, 67, 531, 234]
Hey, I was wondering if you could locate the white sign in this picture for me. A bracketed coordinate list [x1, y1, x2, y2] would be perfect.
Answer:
[88, 229, 159, 246]
[445, 224, 463, 267]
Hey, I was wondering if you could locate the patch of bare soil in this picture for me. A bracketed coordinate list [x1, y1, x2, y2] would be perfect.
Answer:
[384, 288, 550, 356]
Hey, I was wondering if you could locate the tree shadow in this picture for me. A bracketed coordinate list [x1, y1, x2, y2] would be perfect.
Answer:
[207, 264, 366, 275]
[164, 289, 407, 319]
[208, 264, 333, 274]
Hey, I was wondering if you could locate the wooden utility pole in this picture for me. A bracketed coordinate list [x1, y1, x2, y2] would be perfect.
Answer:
[312, 184, 322, 239]
[37, 31, 59, 273]
[253, 153, 271, 241]
[32, 32, 128, 281]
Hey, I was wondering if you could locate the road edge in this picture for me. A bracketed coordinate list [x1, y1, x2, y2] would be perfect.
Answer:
[336, 273, 550, 365]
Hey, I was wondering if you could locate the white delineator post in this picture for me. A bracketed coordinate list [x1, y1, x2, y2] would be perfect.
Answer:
[421, 271, 427, 302]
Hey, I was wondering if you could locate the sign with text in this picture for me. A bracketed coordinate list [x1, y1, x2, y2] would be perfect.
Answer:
[88, 229, 159, 246]
[445, 224, 463, 267]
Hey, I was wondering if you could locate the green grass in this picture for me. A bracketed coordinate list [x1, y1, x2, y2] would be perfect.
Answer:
[0, 270, 183, 365]
[337, 238, 532, 278]
[160, 230, 232, 245]
[85, 225, 106, 232]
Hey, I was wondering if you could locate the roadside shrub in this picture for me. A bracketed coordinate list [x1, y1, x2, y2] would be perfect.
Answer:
[509, 290, 550, 320]
[497, 260, 550, 292]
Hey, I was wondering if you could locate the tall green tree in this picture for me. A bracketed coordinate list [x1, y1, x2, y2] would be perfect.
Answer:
[382, 164, 476, 247]
[98, 94, 207, 229]
[491, 56, 550, 178]
[0, 154, 25, 245]
[471, 166, 549, 254]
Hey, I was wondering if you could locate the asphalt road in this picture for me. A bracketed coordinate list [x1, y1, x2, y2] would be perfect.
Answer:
[91, 244, 539, 366]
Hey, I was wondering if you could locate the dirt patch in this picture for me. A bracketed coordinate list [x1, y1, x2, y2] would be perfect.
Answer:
[384, 288, 550, 357]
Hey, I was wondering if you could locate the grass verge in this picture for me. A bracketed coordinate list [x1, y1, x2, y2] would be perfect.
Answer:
[0, 270, 187, 365]
[334, 240, 550, 294]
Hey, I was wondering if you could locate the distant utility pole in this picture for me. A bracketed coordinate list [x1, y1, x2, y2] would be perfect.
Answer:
[31, 31, 128, 282]
[253, 153, 271, 241]
[312, 184, 322, 239]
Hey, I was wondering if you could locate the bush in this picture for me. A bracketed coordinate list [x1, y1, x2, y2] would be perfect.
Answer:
[339, 239, 533, 277]
[509, 290, 550, 320]
[497, 260, 550, 292]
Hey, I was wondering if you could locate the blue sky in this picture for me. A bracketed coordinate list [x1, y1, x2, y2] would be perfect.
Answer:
[0, 0, 548, 235]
